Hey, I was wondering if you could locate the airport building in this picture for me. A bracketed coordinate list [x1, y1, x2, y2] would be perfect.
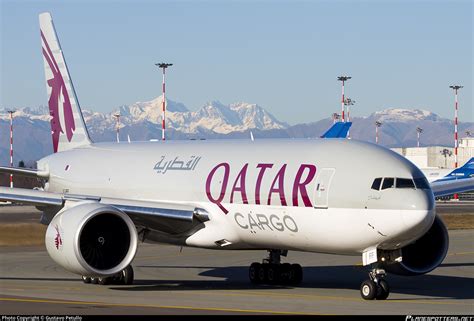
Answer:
[391, 137, 474, 169]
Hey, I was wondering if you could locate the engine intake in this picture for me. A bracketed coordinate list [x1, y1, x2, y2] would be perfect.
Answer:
[382, 215, 449, 276]
[45, 202, 138, 277]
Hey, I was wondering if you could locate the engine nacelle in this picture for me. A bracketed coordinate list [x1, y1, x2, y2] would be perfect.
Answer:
[45, 202, 138, 276]
[382, 215, 449, 276]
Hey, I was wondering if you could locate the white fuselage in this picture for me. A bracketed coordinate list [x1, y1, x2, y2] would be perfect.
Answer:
[37, 138, 435, 256]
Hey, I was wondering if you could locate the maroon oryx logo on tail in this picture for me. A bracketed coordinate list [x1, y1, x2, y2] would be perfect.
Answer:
[41, 30, 75, 153]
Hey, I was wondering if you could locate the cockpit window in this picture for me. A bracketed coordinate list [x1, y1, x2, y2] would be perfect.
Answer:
[381, 178, 395, 190]
[414, 177, 430, 190]
[371, 178, 382, 190]
[396, 178, 415, 188]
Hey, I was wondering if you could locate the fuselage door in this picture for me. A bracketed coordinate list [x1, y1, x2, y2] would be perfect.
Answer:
[313, 168, 336, 209]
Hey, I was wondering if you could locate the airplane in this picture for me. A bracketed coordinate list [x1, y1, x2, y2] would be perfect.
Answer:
[1, 12, 473, 301]
[321, 123, 474, 196]
[422, 158, 474, 184]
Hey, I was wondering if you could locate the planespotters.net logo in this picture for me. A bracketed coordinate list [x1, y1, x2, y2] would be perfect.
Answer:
[406, 316, 473, 321]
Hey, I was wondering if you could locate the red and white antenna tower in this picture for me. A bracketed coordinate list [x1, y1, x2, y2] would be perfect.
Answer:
[449, 85, 463, 169]
[337, 75, 351, 122]
[155, 63, 173, 141]
[375, 121, 382, 144]
[7, 110, 15, 188]
[416, 127, 423, 148]
[113, 113, 121, 143]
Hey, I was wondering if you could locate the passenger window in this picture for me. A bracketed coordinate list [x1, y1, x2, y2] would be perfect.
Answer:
[381, 178, 395, 190]
[396, 178, 415, 188]
[414, 177, 430, 190]
[371, 178, 382, 190]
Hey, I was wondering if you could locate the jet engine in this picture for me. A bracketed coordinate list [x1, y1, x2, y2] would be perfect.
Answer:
[45, 202, 138, 276]
[382, 215, 449, 276]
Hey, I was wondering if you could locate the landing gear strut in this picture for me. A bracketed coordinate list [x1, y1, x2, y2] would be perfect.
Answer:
[81, 265, 134, 286]
[249, 250, 303, 285]
[360, 267, 390, 300]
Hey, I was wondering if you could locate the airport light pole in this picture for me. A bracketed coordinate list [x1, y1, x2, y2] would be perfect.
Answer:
[155, 63, 173, 141]
[449, 85, 463, 169]
[375, 121, 382, 144]
[344, 98, 355, 138]
[450, 85, 463, 200]
[337, 76, 351, 122]
[113, 113, 121, 143]
[416, 127, 423, 148]
[7, 110, 15, 188]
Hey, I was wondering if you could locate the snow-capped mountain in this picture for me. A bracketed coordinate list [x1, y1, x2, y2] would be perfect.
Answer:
[0, 101, 473, 166]
[370, 108, 441, 122]
[81, 96, 288, 135]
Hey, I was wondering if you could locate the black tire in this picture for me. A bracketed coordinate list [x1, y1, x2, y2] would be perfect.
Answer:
[122, 265, 134, 285]
[266, 264, 280, 284]
[375, 279, 390, 300]
[249, 262, 260, 284]
[82, 276, 91, 284]
[291, 264, 303, 285]
[98, 276, 109, 285]
[257, 264, 267, 284]
[280, 263, 291, 284]
[360, 280, 377, 300]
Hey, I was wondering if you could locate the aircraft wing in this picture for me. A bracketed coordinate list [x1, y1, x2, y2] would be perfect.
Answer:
[0, 186, 209, 235]
[431, 177, 474, 198]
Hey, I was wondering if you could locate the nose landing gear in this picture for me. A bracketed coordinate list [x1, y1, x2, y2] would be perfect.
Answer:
[248, 250, 303, 285]
[360, 268, 390, 300]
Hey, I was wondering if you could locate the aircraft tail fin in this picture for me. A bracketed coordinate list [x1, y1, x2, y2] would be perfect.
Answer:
[39, 12, 91, 153]
[440, 157, 474, 181]
[321, 122, 352, 139]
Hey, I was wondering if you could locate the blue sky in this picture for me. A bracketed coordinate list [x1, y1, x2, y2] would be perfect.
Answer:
[1, 0, 472, 124]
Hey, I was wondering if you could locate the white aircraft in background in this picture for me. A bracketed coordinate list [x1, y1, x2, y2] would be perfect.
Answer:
[1, 12, 473, 301]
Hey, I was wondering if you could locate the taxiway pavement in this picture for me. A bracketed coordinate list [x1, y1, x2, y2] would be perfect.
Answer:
[1, 229, 473, 315]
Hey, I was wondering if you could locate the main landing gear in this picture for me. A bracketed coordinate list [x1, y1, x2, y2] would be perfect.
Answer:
[81, 265, 134, 286]
[249, 250, 303, 285]
[360, 267, 390, 300]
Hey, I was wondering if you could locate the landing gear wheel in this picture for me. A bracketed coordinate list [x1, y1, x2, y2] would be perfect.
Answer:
[280, 263, 291, 284]
[248, 250, 303, 286]
[249, 262, 260, 284]
[266, 264, 280, 284]
[82, 276, 91, 284]
[291, 264, 303, 285]
[98, 276, 110, 285]
[257, 264, 267, 284]
[375, 279, 390, 300]
[121, 265, 134, 285]
[90, 277, 99, 284]
[360, 280, 377, 300]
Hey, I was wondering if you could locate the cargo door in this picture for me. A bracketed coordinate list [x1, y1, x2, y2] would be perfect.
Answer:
[313, 168, 336, 208]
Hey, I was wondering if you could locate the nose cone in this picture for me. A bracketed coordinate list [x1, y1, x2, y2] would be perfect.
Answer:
[401, 190, 436, 240]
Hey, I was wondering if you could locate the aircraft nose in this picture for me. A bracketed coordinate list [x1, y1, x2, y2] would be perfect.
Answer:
[401, 190, 435, 236]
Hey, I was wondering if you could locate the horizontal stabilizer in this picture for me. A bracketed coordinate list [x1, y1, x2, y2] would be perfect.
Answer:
[321, 122, 352, 139]
[0, 166, 49, 179]
[0, 187, 62, 206]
